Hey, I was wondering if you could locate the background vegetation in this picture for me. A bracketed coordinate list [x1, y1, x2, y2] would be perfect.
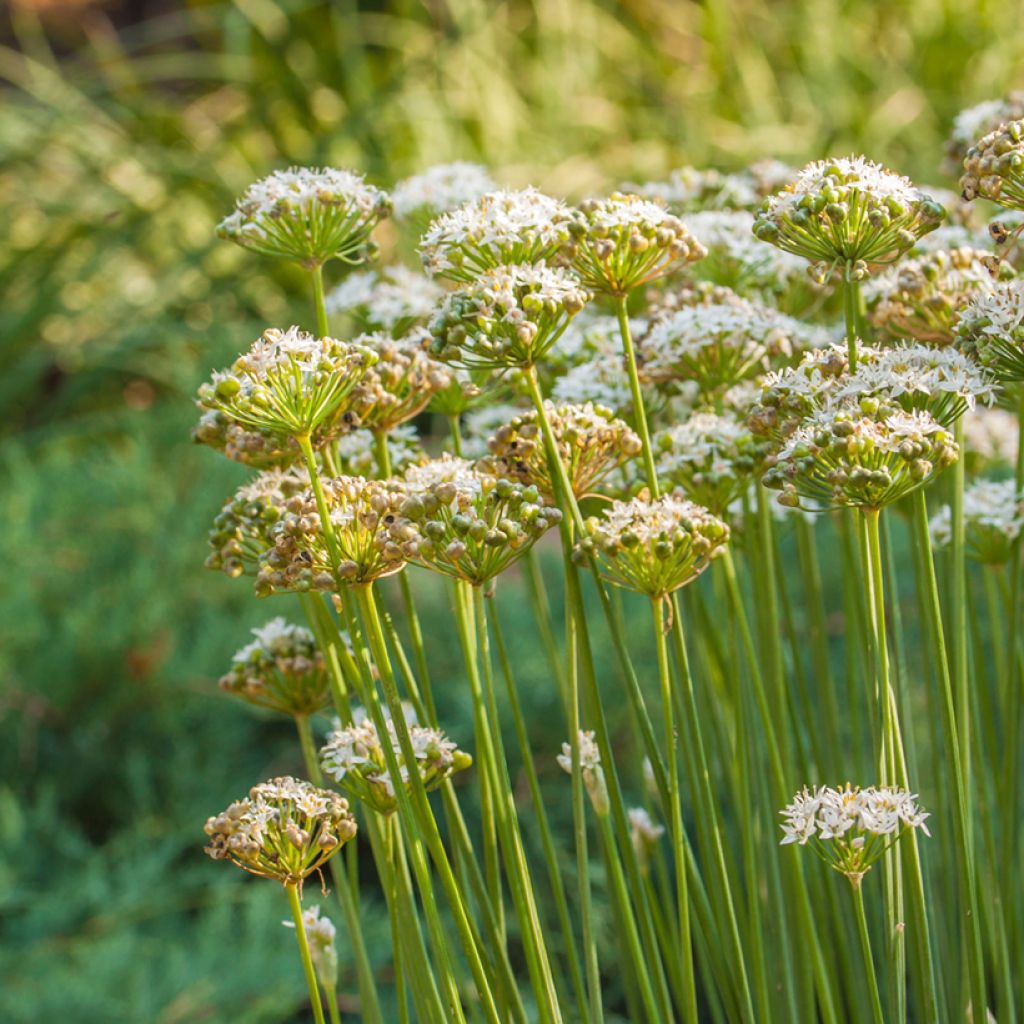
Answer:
[2, 0, 1022, 1019]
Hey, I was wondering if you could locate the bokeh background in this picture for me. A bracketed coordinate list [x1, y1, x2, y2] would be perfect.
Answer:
[2, 0, 1023, 1020]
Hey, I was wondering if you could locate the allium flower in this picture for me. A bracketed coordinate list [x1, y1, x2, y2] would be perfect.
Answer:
[929, 478, 1024, 564]
[956, 279, 1024, 382]
[568, 193, 706, 295]
[206, 466, 310, 577]
[960, 119, 1024, 210]
[866, 247, 1009, 346]
[628, 807, 665, 873]
[628, 160, 795, 214]
[219, 618, 330, 716]
[638, 298, 826, 398]
[963, 407, 1020, 470]
[256, 476, 408, 593]
[420, 188, 577, 281]
[575, 493, 729, 598]
[557, 731, 608, 815]
[779, 784, 930, 888]
[481, 401, 641, 499]
[283, 905, 338, 990]
[655, 412, 771, 513]
[763, 405, 959, 510]
[390, 456, 562, 584]
[324, 265, 443, 335]
[334, 425, 423, 479]
[392, 162, 497, 226]
[192, 411, 300, 469]
[945, 93, 1024, 174]
[551, 354, 635, 414]
[753, 157, 944, 268]
[549, 312, 638, 368]
[833, 344, 997, 427]
[217, 167, 389, 268]
[351, 329, 455, 432]
[195, 327, 376, 455]
[430, 263, 590, 370]
[320, 713, 472, 815]
[458, 403, 533, 459]
[203, 777, 357, 886]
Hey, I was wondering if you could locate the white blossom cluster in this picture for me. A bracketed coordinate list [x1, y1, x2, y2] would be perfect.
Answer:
[780, 784, 930, 845]
[929, 478, 1024, 563]
[325, 265, 443, 332]
[392, 162, 496, 220]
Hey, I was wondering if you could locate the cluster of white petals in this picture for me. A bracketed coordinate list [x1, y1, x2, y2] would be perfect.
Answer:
[929, 478, 1024, 562]
[392, 162, 496, 219]
[780, 784, 930, 846]
[325, 265, 442, 331]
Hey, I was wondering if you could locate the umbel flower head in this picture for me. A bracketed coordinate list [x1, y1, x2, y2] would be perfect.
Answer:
[256, 475, 408, 594]
[552, 353, 636, 415]
[960, 119, 1024, 210]
[325, 265, 443, 336]
[320, 713, 472, 815]
[392, 162, 497, 230]
[762, 404, 959, 511]
[206, 466, 310, 577]
[219, 618, 330, 717]
[217, 167, 389, 268]
[780, 784, 930, 888]
[334, 425, 423, 479]
[351, 329, 455, 433]
[638, 297, 826, 398]
[203, 777, 357, 887]
[557, 731, 608, 816]
[865, 247, 1010, 346]
[195, 327, 376, 455]
[420, 188, 577, 281]
[929, 478, 1024, 565]
[627, 160, 795, 214]
[963, 407, 1020, 471]
[283, 905, 338, 991]
[575, 493, 729, 598]
[753, 157, 944, 268]
[430, 263, 590, 370]
[655, 412, 772, 514]
[390, 456, 562, 584]
[956, 279, 1024, 383]
[945, 93, 1024, 175]
[568, 193, 707, 295]
[481, 401, 642, 499]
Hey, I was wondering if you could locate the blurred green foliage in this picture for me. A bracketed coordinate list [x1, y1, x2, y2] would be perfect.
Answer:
[1, 0, 1021, 1018]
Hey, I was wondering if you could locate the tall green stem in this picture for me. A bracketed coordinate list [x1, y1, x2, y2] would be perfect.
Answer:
[844, 261, 860, 372]
[287, 882, 328, 1024]
[851, 881, 885, 1024]
[312, 263, 330, 337]
[613, 294, 659, 493]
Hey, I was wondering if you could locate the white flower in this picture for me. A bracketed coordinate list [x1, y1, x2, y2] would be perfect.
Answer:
[232, 618, 314, 665]
[763, 157, 927, 215]
[929, 478, 1024, 563]
[963, 407, 1019, 467]
[325, 265, 443, 331]
[551, 354, 633, 412]
[393, 163, 497, 219]
[403, 454, 484, 499]
[550, 311, 642, 366]
[557, 730, 601, 775]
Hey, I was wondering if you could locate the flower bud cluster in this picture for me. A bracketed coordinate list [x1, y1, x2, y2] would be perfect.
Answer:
[325, 266, 443, 335]
[780, 784, 930, 888]
[763, 404, 959, 510]
[390, 456, 562, 584]
[568, 193, 707, 295]
[256, 476, 408, 593]
[204, 777, 357, 886]
[753, 157, 944, 267]
[960, 119, 1024, 210]
[420, 188, 577, 280]
[956, 279, 1024, 383]
[945, 93, 1024, 174]
[557, 731, 608, 815]
[575, 493, 729, 598]
[430, 263, 590, 369]
[196, 327, 375, 452]
[218, 167, 389, 268]
[219, 618, 330, 717]
[320, 714, 472, 815]
[929, 478, 1024, 565]
[481, 401, 641, 499]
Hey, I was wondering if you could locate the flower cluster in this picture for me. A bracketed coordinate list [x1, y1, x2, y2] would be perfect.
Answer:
[763, 405, 959, 510]
[430, 263, 590, 369]
[568, 193, 706, 294]
[325, 266, 443, 335]
[866, 247, 1008, 346]
[256, 475, 408, 593]
[282, 905, 338, 989]
[629, 160, 795, 213]
[929, 478, 1024, 564]
[780, 784, 930, 887]
[575, 493, 729, 598]
[320, 714, 472, 815]
[655, 412, 771, 513]
[392, 162, 497, 226]
[195, 327, 376, 454]
[753, 157, 944, 268]
[956, 279, 1024, 383]
[551, 354, 635, 413]
[389, 457, 562, 584]
[963, 407, 1020, 470]
[481, 401, 641, 499]
[557, 731, 608, 815]
[960, 119, 1024, 210]
[219, 617, 330, 717]
[203, 777, 357, 886]
[420, 188, 577, 280]
[334, 425, 423, 479]
[945, 93, 1024, 173]
[217, 167, 389, 268]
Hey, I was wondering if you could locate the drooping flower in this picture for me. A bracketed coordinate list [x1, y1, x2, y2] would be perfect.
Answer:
[204, 777, 357, 887]
[218, 167, 389, 268]
[557, 731, 608, 815]
[929, 478, 1024, 565]
[282, 905, 338, 991]
[324, 265, 443, 335]
[628, 807, 666, 874]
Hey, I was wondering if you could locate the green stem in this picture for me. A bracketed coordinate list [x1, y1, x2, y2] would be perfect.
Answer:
[287, 882, 328, 1024]
[312, 263, 330, 337]
[614, 294, 659, 494]
[298, 434, 342, 572]
[844, 261, 860, 372]
[851, 881, 885, 1024]
[324, 986, 342, 1024]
